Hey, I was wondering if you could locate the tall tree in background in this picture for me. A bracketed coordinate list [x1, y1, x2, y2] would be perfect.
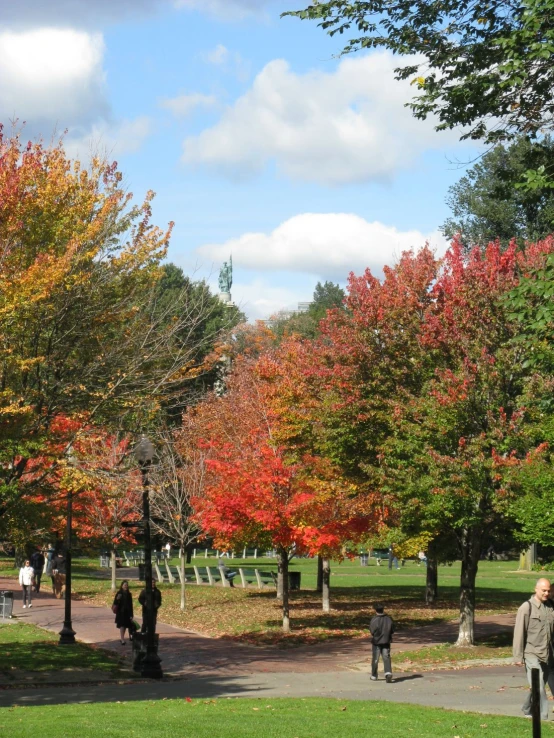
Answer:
[272, 280, 346, 340]
[154, 264, 245, 424]
[442, 136, 554, 251]
[0, 131, 226, 532]
[285, 0, 554, 146]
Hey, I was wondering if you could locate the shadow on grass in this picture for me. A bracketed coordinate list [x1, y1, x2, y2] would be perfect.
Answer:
[1, 641, 124, 674]
[221, 584, 518, 646]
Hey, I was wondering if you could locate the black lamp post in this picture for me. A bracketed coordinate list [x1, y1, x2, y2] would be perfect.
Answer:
[59, 448, 76, 645]
[135, 434, 163, 679]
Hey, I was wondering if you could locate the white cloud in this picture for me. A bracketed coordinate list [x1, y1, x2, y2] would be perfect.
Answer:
[204, 44, 230, 66]
[201, 44, 250, 81]
[232, 279, 308, 321]
[197, 213, 448, 282]
[65, 117, 153, 160]
[0, 28, 107, 132]
[0, 29, 152, 157]
[160, 93, 217, 118]
[175, 0, 279, 20]
[183, 52, 463, 185]
[0, 1, 168, 29]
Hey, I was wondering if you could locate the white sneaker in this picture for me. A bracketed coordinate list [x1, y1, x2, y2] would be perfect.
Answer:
[22, 605, 26, 609]
[28, 603, 32, 608]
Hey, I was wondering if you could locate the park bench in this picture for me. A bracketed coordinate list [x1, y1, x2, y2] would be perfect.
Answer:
[124, 550, 145, 566]
[237, 567, 275, 590]
[192, 548, 219, 558]
[242, 548, 258, 558]
[371, 549, 389, 566]
[165, 563, 194, 584]
[193, 565, 215, 585]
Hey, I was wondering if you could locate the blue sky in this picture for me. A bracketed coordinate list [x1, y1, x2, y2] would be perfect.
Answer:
[0, 0, 477, 319]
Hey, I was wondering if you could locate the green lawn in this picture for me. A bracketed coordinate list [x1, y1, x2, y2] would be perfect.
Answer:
[0, 698, 546, 738]
[0, 621, 126, 677]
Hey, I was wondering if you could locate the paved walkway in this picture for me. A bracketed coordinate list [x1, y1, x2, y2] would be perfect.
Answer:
[0, 576, 515, 677]
[0, 665, 530, 718]
[1, 576, 530, 719]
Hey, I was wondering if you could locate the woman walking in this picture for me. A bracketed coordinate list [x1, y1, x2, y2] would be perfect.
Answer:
[112, 580, 134, 645]
[19, 559, 35, 609]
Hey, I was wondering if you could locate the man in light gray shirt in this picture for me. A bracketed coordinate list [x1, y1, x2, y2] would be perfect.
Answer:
[513, 578, 554, 719]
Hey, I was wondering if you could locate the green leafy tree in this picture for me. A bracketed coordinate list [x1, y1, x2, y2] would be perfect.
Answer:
[285, 0, 554, 146]
[272, 281, 345, 339]
[443, 136, 554, 251]
[153, 264, 245, 423]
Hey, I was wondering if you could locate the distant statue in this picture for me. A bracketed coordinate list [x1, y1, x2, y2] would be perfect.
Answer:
[218, 255, 233, 293]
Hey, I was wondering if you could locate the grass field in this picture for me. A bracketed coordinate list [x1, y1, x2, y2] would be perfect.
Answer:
[0, 621, 126, 679]
[0, 555, 536, 646]
[0, 698, 547, 738]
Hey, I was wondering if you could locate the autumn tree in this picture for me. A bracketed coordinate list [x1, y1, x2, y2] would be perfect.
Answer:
[187, 352, 370, 630]
[0, 131, 228, 533]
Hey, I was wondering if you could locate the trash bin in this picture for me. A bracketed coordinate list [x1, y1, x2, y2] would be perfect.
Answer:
[288, 571, 301, 590]
[99, 555, 110, 568]
[0, 590, 14, 619]
[359, 553, 369, 566]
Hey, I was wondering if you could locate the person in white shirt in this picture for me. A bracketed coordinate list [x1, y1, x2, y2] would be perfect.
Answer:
[19, 560, 35, 608]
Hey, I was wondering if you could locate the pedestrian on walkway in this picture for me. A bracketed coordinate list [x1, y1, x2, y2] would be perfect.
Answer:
[112, 580, 134, 645]
[30, 549, 45, 592]
[388, 546, 399, 570]
[51, 550, 67, 599]
[19, 559, 34, 609]
[369, 603, 395, 683]
[513, 577, 554, 720]
[138, 578, 162, 633]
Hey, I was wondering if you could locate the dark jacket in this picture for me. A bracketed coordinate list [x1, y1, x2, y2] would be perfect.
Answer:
[52, 553, 66, 575]
[138, 587, 162, 613]
[30, 552, 45, 572]
[370, 613, 395, 645]
[113, 589, 134, 628]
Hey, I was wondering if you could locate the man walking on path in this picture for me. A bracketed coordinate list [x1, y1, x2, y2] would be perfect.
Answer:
[30, 549, 45, 593]
[369, 603, 395, 683]
[513, 577, 554, 720]
[19, 559, 34, 609]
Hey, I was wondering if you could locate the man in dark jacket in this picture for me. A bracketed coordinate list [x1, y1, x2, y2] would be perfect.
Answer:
[51, 551, 67, 599]
[30, 549, 45, 593]
[138, 579, 162, 633]
[369, 603, 395, 682]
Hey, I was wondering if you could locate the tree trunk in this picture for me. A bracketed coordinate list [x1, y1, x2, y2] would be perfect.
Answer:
[322, 558, 331, 613]
[111, 549, 117, 593]
[180, 549, 186, 611]
[425, 558, 438, 603]
[278, 547, 290, 632]
[316, 555, 323, 593]
[276, 560, 284, 600]
[456, 528, 481, 647]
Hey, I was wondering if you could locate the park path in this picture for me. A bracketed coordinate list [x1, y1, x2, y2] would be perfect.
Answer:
[0, 576, 515, 678]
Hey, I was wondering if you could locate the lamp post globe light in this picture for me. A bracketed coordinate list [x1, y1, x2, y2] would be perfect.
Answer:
[59, 446, 77, 645]
[135, 434, 163, 679]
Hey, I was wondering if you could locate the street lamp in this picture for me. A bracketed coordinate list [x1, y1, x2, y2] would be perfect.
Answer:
[135, 434, 163, 679]
[59, 446, 76, 645]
